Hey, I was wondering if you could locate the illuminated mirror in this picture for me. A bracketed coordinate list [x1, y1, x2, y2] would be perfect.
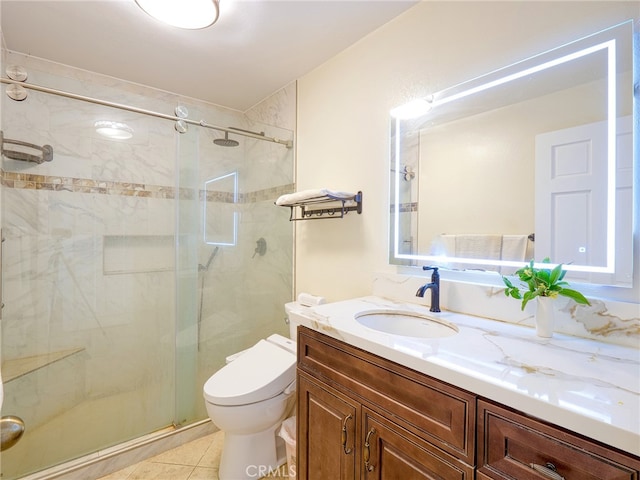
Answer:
[204, 171, 238, 246]
[389, 20, 635, 287]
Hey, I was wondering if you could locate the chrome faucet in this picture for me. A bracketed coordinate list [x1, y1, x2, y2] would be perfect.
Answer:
[415, 266, 440, 312]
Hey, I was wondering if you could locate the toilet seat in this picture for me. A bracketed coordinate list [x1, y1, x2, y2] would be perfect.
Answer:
[203, 337, 296, 406]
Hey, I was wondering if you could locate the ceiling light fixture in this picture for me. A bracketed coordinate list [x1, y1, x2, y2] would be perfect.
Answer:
[94, 121, 134, 140]
[135, 0, 220, 30]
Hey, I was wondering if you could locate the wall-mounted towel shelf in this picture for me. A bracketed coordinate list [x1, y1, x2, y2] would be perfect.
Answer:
[1, 131, 53, 164]
[280, 191, 362, 221]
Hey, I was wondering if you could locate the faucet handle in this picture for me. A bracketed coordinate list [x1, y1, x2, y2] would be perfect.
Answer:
[422, 265, 440, 282]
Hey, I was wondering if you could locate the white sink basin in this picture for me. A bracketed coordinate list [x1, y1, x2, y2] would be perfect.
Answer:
[355, 310, 458, 338]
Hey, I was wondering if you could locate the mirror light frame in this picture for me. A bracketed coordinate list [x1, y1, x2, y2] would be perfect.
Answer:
[391, 21, 632, 275]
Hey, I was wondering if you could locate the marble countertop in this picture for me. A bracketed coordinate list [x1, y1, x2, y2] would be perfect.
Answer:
[288, 296, 640, 457]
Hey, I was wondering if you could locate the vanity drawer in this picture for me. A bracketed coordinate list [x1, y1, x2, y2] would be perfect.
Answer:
[477, 399, 640, 479]
[297, 326, 476, 464]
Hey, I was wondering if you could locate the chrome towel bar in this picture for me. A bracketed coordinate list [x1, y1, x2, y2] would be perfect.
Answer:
[1, 130, 53, 164]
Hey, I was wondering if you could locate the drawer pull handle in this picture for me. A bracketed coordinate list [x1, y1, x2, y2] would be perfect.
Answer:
[363, 427, 376, 472]
[530, 462, 565, 480]
[341, 414, 353, 454]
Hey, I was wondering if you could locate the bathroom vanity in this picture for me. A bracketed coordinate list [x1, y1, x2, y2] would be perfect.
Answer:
[298, 327, 475, 479]
[292, 297, 640, 480]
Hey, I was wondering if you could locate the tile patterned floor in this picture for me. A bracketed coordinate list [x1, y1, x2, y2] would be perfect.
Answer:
[97, 431, 289, 480]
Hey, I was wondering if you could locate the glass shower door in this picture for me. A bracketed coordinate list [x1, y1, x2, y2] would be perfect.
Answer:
[0, 86, 179, 478]
[168, 100, 295, 423]
[174, 119, 201, 427]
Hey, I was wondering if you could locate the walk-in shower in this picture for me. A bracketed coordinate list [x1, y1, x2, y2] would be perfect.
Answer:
[0, 54, 294, 479]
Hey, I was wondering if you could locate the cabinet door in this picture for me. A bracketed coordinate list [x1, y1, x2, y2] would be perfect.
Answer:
[297, 371, 358, 480]
[362, 408, 473, 480]
[478, 400, 640, 480]
[298, 326, 475, 463]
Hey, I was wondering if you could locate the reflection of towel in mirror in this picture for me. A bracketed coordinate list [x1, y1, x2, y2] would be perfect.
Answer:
[455, 235, 502, 260]
[500, 235, 532, 275]
[431, 234, 531, 272]
[431, 234, 456, 257]
[501, 235, 529, 262]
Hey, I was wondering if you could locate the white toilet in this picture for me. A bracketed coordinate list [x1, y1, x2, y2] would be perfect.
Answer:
[203, 302, 307, 480]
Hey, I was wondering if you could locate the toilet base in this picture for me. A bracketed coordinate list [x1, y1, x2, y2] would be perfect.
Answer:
[219, 424, 286, 480]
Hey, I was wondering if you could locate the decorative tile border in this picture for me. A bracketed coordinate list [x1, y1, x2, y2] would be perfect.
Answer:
[1, 170, 175, 198]
[1, 170, 294, 204]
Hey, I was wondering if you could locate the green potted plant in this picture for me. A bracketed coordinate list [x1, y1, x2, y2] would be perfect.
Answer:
[502, 258, 590, 337]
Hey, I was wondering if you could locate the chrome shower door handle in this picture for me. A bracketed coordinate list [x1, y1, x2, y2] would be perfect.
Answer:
[1, 415, 25, 450]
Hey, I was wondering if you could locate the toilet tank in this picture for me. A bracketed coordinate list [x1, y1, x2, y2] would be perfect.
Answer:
[284, 302, 314, 340]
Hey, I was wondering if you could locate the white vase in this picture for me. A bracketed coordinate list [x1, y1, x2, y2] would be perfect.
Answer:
[535, 296, 555, 338]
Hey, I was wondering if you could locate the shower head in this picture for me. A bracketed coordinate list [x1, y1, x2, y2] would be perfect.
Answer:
[198, 246, 220, 272]
[214, 132, 239, 147]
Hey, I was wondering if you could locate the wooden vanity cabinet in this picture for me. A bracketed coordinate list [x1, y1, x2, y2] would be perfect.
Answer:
[477, 399, 640, 480]
[297, 326, 475, 480]
[297, 326, 640, 480]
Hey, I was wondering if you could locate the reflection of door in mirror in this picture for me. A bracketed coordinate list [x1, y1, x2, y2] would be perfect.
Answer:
[535, 116, 632, 286]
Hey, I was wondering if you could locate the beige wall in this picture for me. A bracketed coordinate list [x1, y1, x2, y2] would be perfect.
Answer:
[296, 1, 638, 302]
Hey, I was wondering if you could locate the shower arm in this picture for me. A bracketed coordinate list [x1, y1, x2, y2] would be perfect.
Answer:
[0, 77, 293, 149]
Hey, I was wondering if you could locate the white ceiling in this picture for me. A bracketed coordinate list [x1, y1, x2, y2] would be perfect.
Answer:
[1, 0, 417, 111]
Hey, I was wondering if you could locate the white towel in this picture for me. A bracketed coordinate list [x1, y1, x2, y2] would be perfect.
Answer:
[275, 189, 355, 206]
[430, 234, 456, 257]
[305, 199, 358, 211]
[500, 234, 532, 275]
[455, 234, 502, 260]
[501, 235, 529, 262]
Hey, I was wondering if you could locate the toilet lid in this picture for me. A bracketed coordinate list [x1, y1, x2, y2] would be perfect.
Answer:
[203, 339, 296, 406]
